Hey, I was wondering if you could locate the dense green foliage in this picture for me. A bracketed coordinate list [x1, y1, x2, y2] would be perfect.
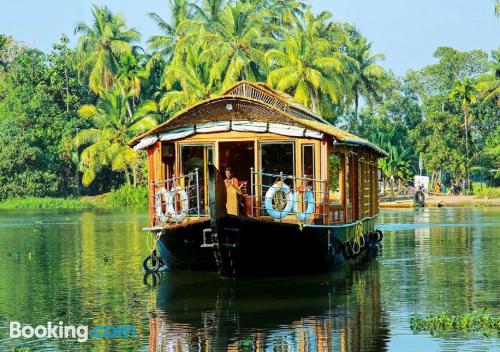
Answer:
[0, 0, 498, 201]
[102, 185, 148, 208]
[0, 185, 147, 209]
[0, 197, 96, 209]
[410, 311, 500, 336]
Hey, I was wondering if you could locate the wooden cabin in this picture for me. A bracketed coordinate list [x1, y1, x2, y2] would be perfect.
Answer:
[130, 81, 387, 233]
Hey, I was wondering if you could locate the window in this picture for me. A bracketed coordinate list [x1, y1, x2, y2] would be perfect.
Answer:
[260, 142, 295, 179]
[180, 144, 214, 214]
[260, 142, 295, 215]
[347, 154, 357, 220]
[302, 145, 315, 180]
[162, 143, 175, 180]
[328, 152, 344, 206]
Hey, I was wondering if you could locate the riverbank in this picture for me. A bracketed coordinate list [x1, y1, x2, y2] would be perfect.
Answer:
[0, 186, 148, 209]
[381, 194, 500, 209]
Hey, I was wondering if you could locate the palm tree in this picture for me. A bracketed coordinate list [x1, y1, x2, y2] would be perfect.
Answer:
[496, 0, 500, 16]
[478, 48, 500, 106]
[449, 77, 478, 193]
[117, 53, 143, 99]
[345, 36, 385, 120]
[75, 86, 158, 186]
[266, 0, 307, 29]
[74, 5, 140, 94]
[378, 142, 412, 195]
[190, 0, 227, 31]
[147, 0, 191, 63]
[160, 45, 219, 114]
[206, 2, 269, 89]
[266, 10, 345, 113]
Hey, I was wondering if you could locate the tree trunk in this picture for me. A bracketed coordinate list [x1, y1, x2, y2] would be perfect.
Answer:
[309, 88, 318, 114]
[464, 111, 470, 195]
[124, 167, 131, 186]
[354, 92, 359, 121]
[132, 165, 137, 187]
[126, 101, 133, 121]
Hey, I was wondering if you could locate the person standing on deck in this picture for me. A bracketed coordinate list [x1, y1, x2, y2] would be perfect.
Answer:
[224, 167, 243, 215]
[224, 167, 240, 189]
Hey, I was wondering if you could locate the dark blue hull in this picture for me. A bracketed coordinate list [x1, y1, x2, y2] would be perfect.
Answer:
[156, 215, 380, 276]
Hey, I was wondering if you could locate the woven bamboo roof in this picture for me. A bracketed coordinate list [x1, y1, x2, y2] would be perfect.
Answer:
[130, 81, 388, 156]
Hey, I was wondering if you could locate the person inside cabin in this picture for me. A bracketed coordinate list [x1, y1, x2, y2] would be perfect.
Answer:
[224, 166, 244, 215]
[224, 167, 239, 189]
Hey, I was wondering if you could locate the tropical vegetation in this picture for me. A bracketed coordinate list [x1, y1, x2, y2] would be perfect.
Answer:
[0, 0, 498, 204]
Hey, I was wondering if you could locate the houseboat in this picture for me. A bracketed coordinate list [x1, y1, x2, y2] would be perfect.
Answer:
[129, 81, 387, 277]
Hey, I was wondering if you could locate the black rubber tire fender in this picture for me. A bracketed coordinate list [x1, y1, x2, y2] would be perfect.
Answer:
[143, 252, 161, 274]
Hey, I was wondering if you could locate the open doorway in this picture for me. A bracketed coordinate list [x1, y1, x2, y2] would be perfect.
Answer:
[219, 141, 255, 193]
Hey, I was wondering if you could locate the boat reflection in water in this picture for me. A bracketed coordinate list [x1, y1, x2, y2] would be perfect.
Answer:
[148, 257, 389, 352]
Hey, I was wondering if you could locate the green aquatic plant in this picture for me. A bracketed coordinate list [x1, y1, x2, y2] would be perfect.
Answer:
[0, 197, 96, 209]
[410, 311, 500, 337]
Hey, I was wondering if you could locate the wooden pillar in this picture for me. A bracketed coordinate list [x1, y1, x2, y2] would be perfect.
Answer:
[341, 153, 347, 223]
[147, 142, 162, 227]
[321, 140, 329, 224]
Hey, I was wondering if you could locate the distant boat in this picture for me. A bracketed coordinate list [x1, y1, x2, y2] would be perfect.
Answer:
[130, 82, 387, 277]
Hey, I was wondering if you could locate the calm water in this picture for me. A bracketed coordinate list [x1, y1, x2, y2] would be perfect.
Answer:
[0, 208, 498, 351]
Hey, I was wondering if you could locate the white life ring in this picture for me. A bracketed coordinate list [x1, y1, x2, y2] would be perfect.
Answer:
[265, 182, 294, 219]
[293, 189, 315, 222]
[166, 187, 189, 223]
[155, 188, 169, 222]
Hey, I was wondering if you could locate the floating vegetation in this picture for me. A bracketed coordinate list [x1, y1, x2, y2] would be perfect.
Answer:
[410, 311, 500, 336]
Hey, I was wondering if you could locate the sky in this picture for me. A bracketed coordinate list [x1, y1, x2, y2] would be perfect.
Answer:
[0, 0, 498, 75]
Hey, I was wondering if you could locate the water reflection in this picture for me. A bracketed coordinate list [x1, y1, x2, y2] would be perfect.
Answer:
[0, 208, 498, 351]
[148, 260, 389, 352]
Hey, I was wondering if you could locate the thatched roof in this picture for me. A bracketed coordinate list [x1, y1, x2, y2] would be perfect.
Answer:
[129, 81, 388, 156]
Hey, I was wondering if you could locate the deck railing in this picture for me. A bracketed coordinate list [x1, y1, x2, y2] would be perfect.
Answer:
[249, 168, 329, 224]
[150, 168, 353, 226]
[150, 169, 204, 225]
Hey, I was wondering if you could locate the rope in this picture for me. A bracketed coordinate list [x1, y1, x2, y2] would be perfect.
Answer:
[147, 231, 161, 253]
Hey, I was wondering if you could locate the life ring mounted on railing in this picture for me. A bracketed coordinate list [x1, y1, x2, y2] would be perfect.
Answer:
[155, 186, 189, 223]
[155, 188, 169, 222]
[264, 181, 294, 219]
[292, 187, 315, 222]
[166, 187, 189, 223]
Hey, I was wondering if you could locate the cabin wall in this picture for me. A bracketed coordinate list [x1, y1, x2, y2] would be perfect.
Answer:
[324, 143, 381, 225]
[146, 130, 382, 227]
[148, 131, 323, 222]
[147, 141, 162, 227]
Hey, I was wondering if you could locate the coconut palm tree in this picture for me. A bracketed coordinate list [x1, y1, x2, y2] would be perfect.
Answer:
[74, 5, 140, 94]
[267, 0, 307, 29]
[160, 44, 219, 114]
[449, 77, 479, 193]
[147, 0, 191, 63]
[478, 49, 500, 106]
[75, 86, 158, 186]
[266, 10, 345, 113]
[345, 36, 385, 120]
[206, 1, 269, 89]
[117, 53, 143, 100]
[190, 0, 227, 31]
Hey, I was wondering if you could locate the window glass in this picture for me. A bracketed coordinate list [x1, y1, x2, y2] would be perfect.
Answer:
[180, 145, 213, 214]
[260, 142, 295, 215]
[302, 145, 315, 179]
[260, 142, 294, 179]
[328, 153, 343, 205]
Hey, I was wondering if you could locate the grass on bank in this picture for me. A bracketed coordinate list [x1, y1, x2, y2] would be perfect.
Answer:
[0, 185, 147, 209]
[410, 311, 500, 336]
[474, 185, 500, 199]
